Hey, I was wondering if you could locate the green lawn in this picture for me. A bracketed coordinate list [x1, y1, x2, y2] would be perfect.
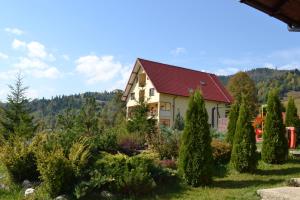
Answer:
[0, 163, 23, 200]
[148, 158, 300, 200]
[1, 158, 300, 200]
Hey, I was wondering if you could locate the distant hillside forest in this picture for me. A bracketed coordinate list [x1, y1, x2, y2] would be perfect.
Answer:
[0, 90, 124, 129]
[219, 68, 300, 103]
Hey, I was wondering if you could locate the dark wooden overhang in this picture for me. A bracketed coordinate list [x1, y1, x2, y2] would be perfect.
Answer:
[240, 0, 300, 31]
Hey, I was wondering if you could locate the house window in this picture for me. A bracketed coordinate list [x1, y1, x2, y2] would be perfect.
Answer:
[130, 92, 135, 100]
[160, 102, 171, 111]
[149, 88, 155, 96]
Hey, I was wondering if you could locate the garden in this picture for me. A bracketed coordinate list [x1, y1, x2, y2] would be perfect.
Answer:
[1, 73, 300, 200]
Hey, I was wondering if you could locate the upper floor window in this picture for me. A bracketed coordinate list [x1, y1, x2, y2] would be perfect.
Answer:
[160, 102, 171, 111]
[130, 92, 135, 100]
[149, 88, 155, 96]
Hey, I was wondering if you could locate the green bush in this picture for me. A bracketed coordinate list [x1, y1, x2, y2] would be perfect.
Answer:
[117, 132, 145, 155]
[262, 89, 288, 164]
[75, 152, 167, 198]
[179, 89, 213, 186]
[230, 96, 257, 172]
[36, 146, 75, 197]
[68, 137, 91, 177]
[211, 129, 226, 140]
[211, 139, 231, 164]
[152, 126, 181, 159]
[90, 129, 118, 153]
[0, 136, 39, 183]
[226, 102, 239, 145]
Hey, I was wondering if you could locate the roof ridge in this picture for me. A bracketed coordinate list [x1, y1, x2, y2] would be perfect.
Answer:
[138, 58, 215, 76]
[208, 74, 230, 103]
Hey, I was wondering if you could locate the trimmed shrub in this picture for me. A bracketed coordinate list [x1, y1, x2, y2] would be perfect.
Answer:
[92, 129, 118, 153]
[36, 146, 75, 197]
[152, 126, 181, 159]
[211, 139, 231, 165]
[75, 152, 171, 198]
[179, 89, 213, 186]
[226, 102, 239, 145]
[262, 89, 288, 164]
[285, 96, 300, 143]
[230, 96, 257, 172]
[0, 136, 39, 183]
[68, 137, 91, 177]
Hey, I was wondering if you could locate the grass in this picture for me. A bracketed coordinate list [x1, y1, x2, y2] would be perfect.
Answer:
[1, 158, 300, 200]
[146, 158, 300, 200]
[0, 163, 23, 200]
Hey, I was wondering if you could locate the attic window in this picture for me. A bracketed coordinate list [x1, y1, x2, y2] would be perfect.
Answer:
[200, 81, 206, 86]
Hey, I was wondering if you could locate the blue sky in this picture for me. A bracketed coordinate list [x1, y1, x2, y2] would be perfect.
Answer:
[0, 0, 299, 100]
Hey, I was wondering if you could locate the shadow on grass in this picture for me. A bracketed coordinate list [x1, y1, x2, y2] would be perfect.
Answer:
[256, 159, 300, 176]
[142, 177, 187, 200]
[213, 178, 284, 189]
[256, 167, 300, 176]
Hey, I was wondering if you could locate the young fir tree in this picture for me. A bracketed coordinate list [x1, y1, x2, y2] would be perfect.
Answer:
[179, 89, 213, 186]
[285, 96, 300, 129]
[173, 112, 184, 131]
[261, 89, 288, 164]
[230, 96, 257, 172]
[0, 74, 37, 139]
[226, 102, 239, 145]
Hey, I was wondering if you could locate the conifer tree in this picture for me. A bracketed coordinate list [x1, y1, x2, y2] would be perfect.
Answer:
[179, 89, 213, 186]
[230, 96, 257, 172]
[173, 112, 184, 131]
[226, 102, 239, 145]
[285, 96, 300, 128]
[0, 74, 37, 139]
[261, 89, 288, 164]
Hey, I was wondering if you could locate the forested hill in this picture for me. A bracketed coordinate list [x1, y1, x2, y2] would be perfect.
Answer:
[219, 68, 300, 103]
[25, 90, 121, 128]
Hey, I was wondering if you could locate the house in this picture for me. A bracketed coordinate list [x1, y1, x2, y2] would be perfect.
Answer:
[122, 58, 233, 129]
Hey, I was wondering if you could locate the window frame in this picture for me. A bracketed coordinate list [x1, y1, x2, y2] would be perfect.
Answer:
[149, 88, 155, 96]
[130, 92, 135, 100]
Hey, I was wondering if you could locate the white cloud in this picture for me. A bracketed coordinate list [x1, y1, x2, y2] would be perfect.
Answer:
[26, 88, 39, 99]
[170, 47, 186, 56]
[15, 57, 48, 70]
[14, 57, 61, 79]
[31, 67, 61, 79]
[12, 39, 26, 49]
[0, 52, 8, 59]
[12, 40, 55, 61]
[110, 65, 132, 90]
[27, 41, 47, 58]
[5, 27, 24, 35]
[62, 54, 70, 61]
[215, 67, 239, 76]
[76, 55, 123, 84]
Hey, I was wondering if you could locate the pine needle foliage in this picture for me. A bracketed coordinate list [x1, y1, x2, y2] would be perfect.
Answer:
[230, 96, 257, 172]
[261, 89, 288, 164]
[0, 74, 37, 139]
[226, 102, 239, 145]
[285, 96, 300, 128]
[179, 89, 213, 186]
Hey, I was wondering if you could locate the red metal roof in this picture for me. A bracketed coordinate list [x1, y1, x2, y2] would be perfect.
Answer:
[138, 58, 233, 103]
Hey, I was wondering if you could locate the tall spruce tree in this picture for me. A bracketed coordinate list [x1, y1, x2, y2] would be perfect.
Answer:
[226, 102, 239, 145]
[230, 96, 257, 172]
[0, 74, 37, 139]
[285, 96, 300, 128]
[179, 89, 213, 186]
[261, 89, 288, 164]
